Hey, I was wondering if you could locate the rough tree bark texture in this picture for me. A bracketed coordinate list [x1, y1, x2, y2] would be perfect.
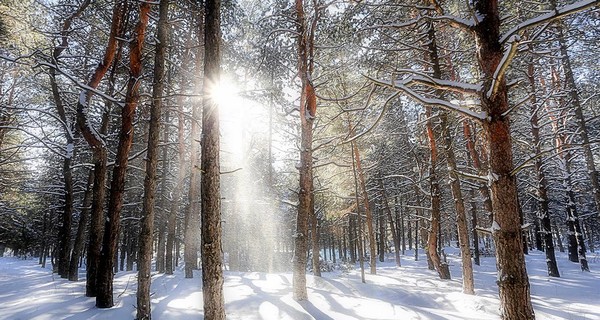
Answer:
[96, 2, 150, 308]
[292, 0, 317, 301]
[473, 1, 534, 318]
[76, 0, 126, 298]
[200, 0, 226, 318]
[136, 0, 168, 318]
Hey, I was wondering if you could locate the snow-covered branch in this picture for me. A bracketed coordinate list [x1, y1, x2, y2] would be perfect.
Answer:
[487, 35, 521, 98]
[500, 0, 600, 44]
[36, 61, 123, 106]
[402, 72, 482, 96]
[456, 170, 488, 182]
[366, 14, 473, 32]
[367, 76, 487, 122]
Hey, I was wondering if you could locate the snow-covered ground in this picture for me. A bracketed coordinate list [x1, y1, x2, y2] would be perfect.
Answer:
[0, 248, 598, 319]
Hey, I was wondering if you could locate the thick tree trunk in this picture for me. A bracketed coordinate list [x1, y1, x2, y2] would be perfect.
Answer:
[97, 2, 150, 308]
[200, 0, 226, 318]
[292, 0, 317, 301]
[77, 0, 126, 298]
[57, 152, 73, 278]
[473, 1, 534, 318]
[136, 1, 168, 318]
[85, 150, 108, 297]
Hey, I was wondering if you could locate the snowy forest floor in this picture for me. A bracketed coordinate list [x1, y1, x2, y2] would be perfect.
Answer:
[0, 248, 599, 320]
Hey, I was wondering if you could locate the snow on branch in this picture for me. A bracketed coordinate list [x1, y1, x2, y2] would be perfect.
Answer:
[486, 35, 521, 98]
[36, 61, 123, 106]
[367, 76, 487, 122]
[500, 0, 600, 44]
[456, 170, 488, 182]
[365, 14, 473, 32]
[402, 72, 482, 96]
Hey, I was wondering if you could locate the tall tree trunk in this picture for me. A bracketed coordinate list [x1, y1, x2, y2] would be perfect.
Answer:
[551, 5, 600, 221]
[292, 0, 317, 301]
[47, 0, 91, 280]
[166, 93, 187, 275]
[560, 150, 589, 271]
[378, 208, 385, 263]
[77, 0, 127, 298]
[97, 2, 150, 308]
[200, 0, 225, 317]
[424, 105, 451, 280]
[379, 179, 400, 267]
[473, 1, 534, 318]
[68, 170, 94, 281]
[310, 207, 321, 276]
[57, 146, 74, 279]
[545, 65, 590, 272]
[184, 2, 204, 279]
[425, 19, 472, 290]
[136, 0, 168, 318]
[155, 109, 170, 273]
[351, 136, 377, 275]
[468, 189, 480, 266]
[463, 121, 493, 225]
[351, 141, 366, 284]
[440, 112, 474, 293]
[527, 56, 560, 277]
[430, 22, 474, 288]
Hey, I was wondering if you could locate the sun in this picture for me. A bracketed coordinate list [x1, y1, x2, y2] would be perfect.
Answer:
[211, 76, 245, 164]
[210, 76, 241, 112]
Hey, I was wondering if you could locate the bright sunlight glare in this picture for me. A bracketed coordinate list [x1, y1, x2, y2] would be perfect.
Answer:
[210, 76, 241, 111]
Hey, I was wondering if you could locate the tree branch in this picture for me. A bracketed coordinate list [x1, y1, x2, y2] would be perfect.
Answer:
[500, 0, 600, 44]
